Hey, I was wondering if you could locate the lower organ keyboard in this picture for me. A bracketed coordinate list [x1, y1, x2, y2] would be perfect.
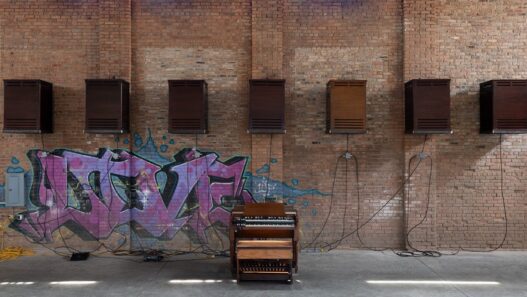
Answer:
[239, 224, 295, 229]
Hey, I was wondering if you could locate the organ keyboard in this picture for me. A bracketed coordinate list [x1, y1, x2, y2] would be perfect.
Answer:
[230, 203, 299, 283]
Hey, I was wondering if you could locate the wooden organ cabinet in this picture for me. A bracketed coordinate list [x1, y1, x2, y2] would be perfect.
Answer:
[230, 203, 299, 283]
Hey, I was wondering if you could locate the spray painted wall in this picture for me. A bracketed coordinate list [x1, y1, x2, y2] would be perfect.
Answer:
[1, 0, 526, 252]
[7, 131, 327, 248]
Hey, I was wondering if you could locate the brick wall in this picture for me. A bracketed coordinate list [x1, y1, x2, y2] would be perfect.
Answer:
[0, 0, 525, 252]
[403, 0, 527, 250]
[282, 0, 404, 249]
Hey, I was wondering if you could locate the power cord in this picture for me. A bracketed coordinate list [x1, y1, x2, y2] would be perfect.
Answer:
[317, 135, 430, 252]
[331, 134, 353, 249]
[460, 134, 508, 252]
[264, 134, 273, 202]
[20, 132, 510, 258]
[303, 154, 344, 249]
[394, 150, 444, 257]
[354, 152, 388, 252]
[393, 135, 456, 257]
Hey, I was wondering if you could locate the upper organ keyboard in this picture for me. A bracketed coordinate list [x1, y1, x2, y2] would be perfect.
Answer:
[234, 217, 296, 228]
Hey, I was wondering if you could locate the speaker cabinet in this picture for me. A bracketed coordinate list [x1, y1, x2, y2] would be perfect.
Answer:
[168, 80, 208, 134]
[85, 79, 129, 134]
[480, 80, 527, 134]
[249, 79, 285, 134]
[326, 80, 367, 134]
[3, 80, 53, 133]
[405, 79, 451, 134]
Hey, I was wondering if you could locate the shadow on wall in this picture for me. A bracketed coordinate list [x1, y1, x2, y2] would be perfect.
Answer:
[404, 92, 516, 249]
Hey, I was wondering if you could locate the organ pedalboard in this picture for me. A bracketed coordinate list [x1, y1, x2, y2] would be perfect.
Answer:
[230, 203, 299, 283]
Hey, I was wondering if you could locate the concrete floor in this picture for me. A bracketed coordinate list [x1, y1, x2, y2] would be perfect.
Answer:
[0, 250, 525, 297]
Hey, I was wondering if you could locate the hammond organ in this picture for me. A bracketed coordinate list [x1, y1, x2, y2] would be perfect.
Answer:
[230, 203, 299, 283]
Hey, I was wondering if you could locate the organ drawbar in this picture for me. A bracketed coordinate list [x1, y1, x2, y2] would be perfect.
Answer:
[229, 203, 299, 283]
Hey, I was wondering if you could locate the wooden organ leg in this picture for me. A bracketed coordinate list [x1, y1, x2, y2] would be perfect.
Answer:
[293, 240, 298, 273]
[288, 259, 293, 284]
[230, 227, 237, 273]
[236, 258, 240, 282]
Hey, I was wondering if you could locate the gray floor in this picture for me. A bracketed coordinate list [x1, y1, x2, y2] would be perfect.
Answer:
[0, 250, 525, 297]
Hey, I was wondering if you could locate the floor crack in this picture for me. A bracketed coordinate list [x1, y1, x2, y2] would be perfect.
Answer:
[416, 258, 473, 297]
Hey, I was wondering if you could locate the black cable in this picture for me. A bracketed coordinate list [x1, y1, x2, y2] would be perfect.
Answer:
[395, 153, 443, 257]
[39, 135, 81, 254]
[460, 134, 508, 252]
[19, 133, 234, 259]
[308, 135, 427, 251]
[319, 135, 433, 252]
[193, 139, 202, 248]
[401, 134, 508, 256]
[303, 155, 344, 249]
[100, 149, 125, 253]
[32, 135, 128, 256]
[332, 134, 351, 249]
[340, 145, 349, 247]
[38, 137, 140, 256]
[19, 233, 70, 258]
[397, 135, 440, 256]
[355, 153, 387, 252]
[185, 143, 197, 253]
[401, 136, 433, 254]
[90, 148, 127, 256]
[395, 135, 459, 257]
[175, 136, 224, 257]
[264, 134, 273, 202]
[48, 139, 118, 255]
[195, 134, 227, 255]
[321, 156, 425, 251]
[249, 133, 254, 195]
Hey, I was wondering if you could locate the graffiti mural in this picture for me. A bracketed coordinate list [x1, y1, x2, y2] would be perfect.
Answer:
[10, 148, 253, 243]
[7, 130, 328, 244]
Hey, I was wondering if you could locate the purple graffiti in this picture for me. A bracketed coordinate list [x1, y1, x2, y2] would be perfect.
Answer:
[11, 148, 254, 242]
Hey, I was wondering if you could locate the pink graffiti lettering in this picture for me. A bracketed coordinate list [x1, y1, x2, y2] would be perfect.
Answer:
[11, 148, 254, 243]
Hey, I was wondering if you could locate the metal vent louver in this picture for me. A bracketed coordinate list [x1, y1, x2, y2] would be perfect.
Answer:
[170, 118, 202, 130]
[496, 119, 527, 130]
[86, 118, 120, 130]
[417, 118, 449, 130]
[333, 119, 364, 130]
[251, 118, 283, 130]
[480, 80, 527, 134]
[496, 81, 527, 87]
[332, 81, 365, 87]
[326, 80, 367, 134]
[4, 79, 53, 133]
[85, 79, 129, 134]
[249, 79, 285, 134]
[5, 81, 38, 87]
[170, 80, 203, 87]
[416, 81, 449, 87]
[168, 80, 208, 134]
[4, 118, 38, 130]
[405, 79, 451, 134]
[250, 80, 284, 87]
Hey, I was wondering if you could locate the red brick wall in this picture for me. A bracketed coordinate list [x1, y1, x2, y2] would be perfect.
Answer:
[0, 0, 525, 252]
[282, 0, 405, 249]
[403, 0, 527, 250]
